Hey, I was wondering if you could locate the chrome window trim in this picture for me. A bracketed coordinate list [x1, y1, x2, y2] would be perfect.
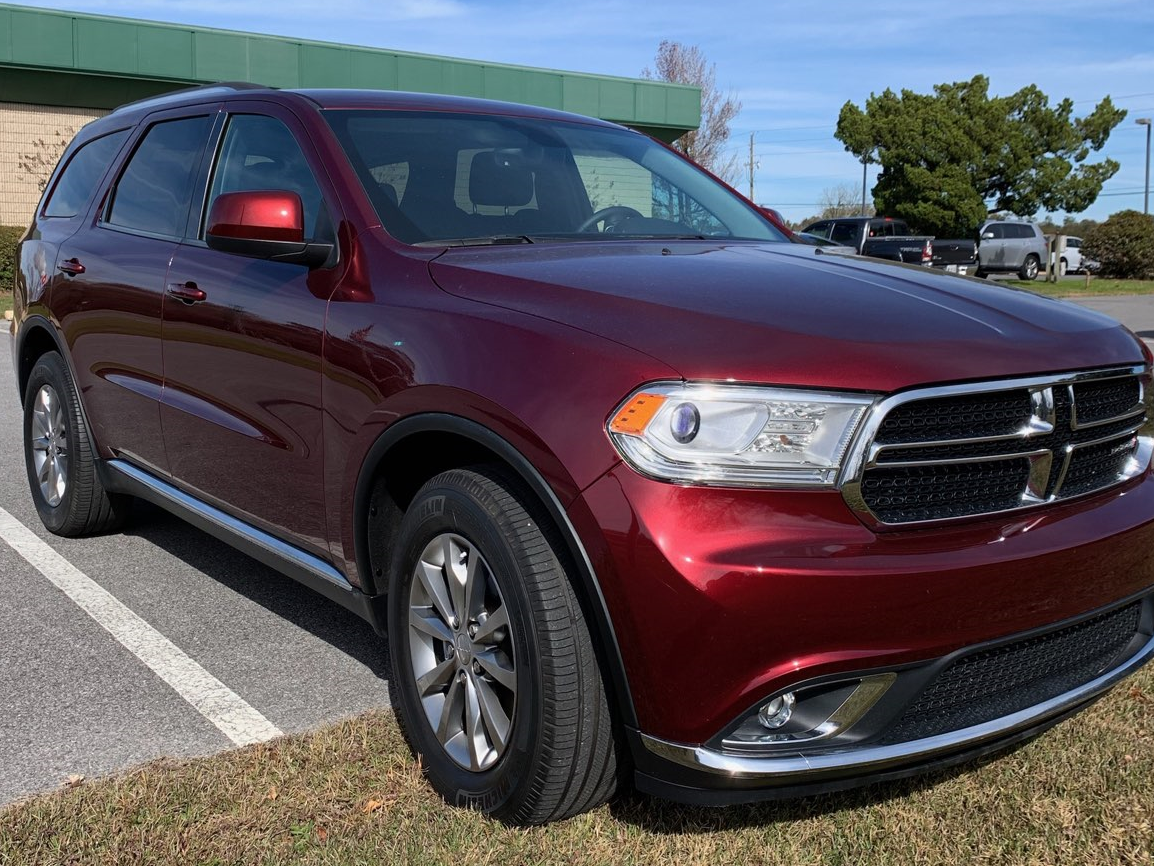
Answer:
[640, 628, 1154, 781]
[839, 365, 1150, 528]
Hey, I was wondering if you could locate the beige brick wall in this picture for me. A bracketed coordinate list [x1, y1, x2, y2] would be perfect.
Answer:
[1, 102, 107, 228]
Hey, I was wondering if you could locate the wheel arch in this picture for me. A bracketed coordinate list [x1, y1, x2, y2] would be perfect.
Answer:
[352, 412, 639, 730]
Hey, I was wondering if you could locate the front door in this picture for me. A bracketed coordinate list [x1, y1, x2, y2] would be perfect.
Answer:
[160, 106, 343, 555]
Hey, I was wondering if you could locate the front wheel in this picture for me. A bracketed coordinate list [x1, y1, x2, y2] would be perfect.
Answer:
[1019, 254, 1040, 281]
[387, 466, 617, 825]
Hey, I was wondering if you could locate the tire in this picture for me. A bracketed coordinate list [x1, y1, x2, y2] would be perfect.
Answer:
[1019, 254, 1040, 281]
[1059, 258, 1068, 277]
[387, 465, 617, 825]
[23, 352, 129, 536]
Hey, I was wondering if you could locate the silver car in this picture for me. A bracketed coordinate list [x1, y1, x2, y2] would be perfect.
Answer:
[976, 220, 1049, 280]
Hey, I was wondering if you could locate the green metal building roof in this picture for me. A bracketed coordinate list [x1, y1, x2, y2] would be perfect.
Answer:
[0, 3, 700, 142]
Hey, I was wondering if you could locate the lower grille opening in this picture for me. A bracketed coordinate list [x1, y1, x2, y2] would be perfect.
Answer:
[878, 600, 1144, 745]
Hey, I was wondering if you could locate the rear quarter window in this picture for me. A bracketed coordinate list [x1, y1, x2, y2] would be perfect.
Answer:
[42, 130, 130, 219]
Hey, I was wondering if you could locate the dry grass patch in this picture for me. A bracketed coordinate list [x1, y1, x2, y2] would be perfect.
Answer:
[2, 666, 1152, 865]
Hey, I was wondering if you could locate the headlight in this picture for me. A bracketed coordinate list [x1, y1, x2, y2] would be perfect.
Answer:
[608, 383, 875, 487]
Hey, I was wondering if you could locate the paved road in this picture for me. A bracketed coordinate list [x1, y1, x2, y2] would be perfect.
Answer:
[1, 293, 1151, 806]
[0, 332, 391, 805]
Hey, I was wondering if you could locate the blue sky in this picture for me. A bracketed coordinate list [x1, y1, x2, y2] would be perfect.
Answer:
[18, 0, 1154, 224]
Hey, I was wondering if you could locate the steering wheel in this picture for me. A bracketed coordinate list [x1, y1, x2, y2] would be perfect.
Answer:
[576, 205, 645, 233]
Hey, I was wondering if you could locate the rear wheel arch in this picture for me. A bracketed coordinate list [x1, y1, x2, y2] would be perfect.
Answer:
[352, 413, 639, 731]
[16, 317, 64, 405]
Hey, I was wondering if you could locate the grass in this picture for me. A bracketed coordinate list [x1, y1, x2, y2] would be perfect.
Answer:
[1, 664, 1152, 865]
[1002, 278, 1154, 297]
[0, 291, 12, 318]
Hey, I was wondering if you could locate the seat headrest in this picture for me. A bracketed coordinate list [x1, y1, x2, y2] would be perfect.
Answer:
[469, 151, 533, 208]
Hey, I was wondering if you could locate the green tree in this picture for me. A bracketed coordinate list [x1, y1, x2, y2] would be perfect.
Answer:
[1083, 210, 1154, 279]
[835, 75, 1125, 237]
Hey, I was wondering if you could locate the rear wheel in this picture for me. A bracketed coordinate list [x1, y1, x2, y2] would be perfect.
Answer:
[387, 466, 617, 825]
[1059, 258, 1068, 277]
[22, 352, 129, 536]
[1019, 254, 1040, 281]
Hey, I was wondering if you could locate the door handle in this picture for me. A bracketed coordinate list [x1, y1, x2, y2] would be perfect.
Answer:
[57, 258, 86, 276]
[166, 281, 207, 304]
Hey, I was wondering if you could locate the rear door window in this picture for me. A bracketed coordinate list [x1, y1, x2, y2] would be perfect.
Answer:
[830, 223, 859, 244]
[106, 116, 212, 238]
[42, 130, 130, 219]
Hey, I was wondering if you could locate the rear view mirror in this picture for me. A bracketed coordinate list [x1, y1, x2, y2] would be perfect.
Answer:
[206, 190, 333, 268]
[981, 231, 995, 240]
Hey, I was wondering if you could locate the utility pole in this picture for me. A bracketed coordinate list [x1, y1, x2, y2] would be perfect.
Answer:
[1138, 118, 1152, 215]
[748, 132, 756, 201]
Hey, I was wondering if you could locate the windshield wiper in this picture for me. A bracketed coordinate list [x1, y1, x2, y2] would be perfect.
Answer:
[416, 235, 536, 247]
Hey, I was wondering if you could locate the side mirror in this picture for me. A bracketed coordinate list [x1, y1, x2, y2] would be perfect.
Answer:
[205, 191, 333, 268]
[981, 231, 995, 240]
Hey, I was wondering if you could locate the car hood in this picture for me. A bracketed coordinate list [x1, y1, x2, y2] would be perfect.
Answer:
[427, 240, 1144, 392]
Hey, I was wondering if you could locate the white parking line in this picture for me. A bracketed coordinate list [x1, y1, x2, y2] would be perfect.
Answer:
[0, 506, 282, 747]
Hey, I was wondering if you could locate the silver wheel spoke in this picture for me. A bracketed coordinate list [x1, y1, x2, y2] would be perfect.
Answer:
[463, 553, 485, 624]
[473, 675, 511, 752]
[417, 560, 455, 628]
[464, 673, 487, 770]
[409, 606, 454, 643]
[436, 675, 465, 744]
[416, 656, 456, 697]
[30, 435, 50, 453]
[37, 455, 51, 484]
[472, 604, 508, 644]
[443, 535, 466, 622]
[474, 648, 516, 691]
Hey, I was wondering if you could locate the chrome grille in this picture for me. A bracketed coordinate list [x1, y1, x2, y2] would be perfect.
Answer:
[843, 367, 1150, 526]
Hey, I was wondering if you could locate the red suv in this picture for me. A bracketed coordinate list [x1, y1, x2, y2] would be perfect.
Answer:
[12, 84, 1154, 825]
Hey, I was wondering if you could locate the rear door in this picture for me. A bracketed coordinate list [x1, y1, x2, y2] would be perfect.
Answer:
[160, 103, 344, 555]
[980, 223, 1007, 269]
[53, 109, 216, 474]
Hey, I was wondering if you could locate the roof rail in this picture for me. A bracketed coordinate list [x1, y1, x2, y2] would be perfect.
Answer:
[111, 81, 273, 114]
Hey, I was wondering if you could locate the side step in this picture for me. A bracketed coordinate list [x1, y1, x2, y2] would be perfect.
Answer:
[101, 459, 386, 634]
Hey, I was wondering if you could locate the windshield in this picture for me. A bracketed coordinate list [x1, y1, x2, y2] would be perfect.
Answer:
[323, 109, 788, 246]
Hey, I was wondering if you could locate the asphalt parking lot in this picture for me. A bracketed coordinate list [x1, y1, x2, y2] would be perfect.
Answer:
[0, 332, 391, 806]
[1, 292, 1152, 808]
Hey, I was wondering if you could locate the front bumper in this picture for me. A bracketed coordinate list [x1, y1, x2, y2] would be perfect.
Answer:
[573, 463, 1154, 801]
[631, 593, 1154, 804]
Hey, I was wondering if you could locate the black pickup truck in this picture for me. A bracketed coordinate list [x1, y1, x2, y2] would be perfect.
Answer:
[801, 217, 978, 273]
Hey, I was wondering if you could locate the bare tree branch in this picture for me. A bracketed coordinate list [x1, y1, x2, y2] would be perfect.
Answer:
[642, 41, 742, 183]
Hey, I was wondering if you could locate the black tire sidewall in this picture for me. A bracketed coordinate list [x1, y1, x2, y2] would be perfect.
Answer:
[23, 353, 80, 534]
[387, 474, 546, 817]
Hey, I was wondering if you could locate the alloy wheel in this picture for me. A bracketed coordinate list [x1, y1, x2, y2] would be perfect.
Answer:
[30, 384, 68, 507]
[407, 532, 517, 771]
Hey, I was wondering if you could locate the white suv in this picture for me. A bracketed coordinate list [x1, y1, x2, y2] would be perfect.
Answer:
[1054, 237, 1099, 275]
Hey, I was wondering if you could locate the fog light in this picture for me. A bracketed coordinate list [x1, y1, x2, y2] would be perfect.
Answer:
[757, 692, 795, 729]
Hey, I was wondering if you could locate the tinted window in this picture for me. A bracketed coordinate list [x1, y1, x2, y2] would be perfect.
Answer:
[1010, 223, 1034, 239]
[830, 223, 859, 244]
[43, 130, 129, 218]
[1068, 238, 1081, 249]
[205, 114, 329, 241]
[804, 222, 831, 239]
[107, 116, 210, 238]
[985, 224, 1005, 239]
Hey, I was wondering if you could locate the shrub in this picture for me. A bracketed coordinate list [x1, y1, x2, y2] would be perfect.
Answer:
[1082, 210, 1154, 279]
[0, 225, 25, 294]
